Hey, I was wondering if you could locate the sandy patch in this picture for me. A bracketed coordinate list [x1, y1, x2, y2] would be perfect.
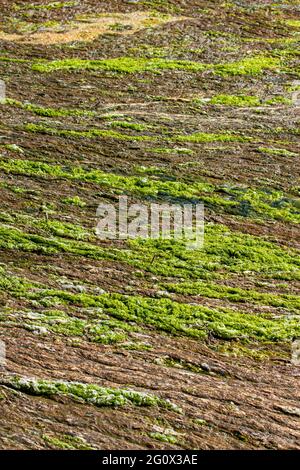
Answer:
[0, 11, 188, 45]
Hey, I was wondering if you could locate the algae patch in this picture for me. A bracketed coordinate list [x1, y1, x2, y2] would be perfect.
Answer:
[1, 376, 181, 411]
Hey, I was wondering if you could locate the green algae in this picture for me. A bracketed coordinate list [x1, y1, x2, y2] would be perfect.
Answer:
[0, 259, 299, 343]
[286, 20, 300, 28]
[43, 434, 95, 450]
[175, 131, 251, 143]
[231, 187, 300, 224]
[1, 155, 298, 222]
[47, 292, 300, 342]
[62, 195, 87, 207]
[258, 147, 298, 157]
[210, 95, 261, 107]
[163, 280, 300, 312]
[24, 123, 152, 142]
[24, 122, 253, 147]
[14, 1, 78, 11]
[108, 120, 150, 132]
[31, 57, 208, 74]
[213, 342, 287, 361]
[0, 158, 214, 199]
[264, 96, 292, 105]
[3, 99, 95, 118]
[0, 210, 93, 241]
[149, 432, 178, 444]
[31, 55, 283, 77]
[7, 280, 299, 342]
[0, 220, 299, 282]
[21, 289, 300, 342]
[0, 56, 29, 63]
[3, 376, 180, 411]
[125, 225, 300, 280]
[214, 56, 282, 76]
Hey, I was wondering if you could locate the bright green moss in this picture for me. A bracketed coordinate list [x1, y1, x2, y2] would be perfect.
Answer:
[125, 225, 300, 280]
[214, 56, 282, 76]
[31, 56, 283, 77]
[15, 1, 78, 11]
[286, 19, 300, 28]
[109, 121, 149, 131]
[47, 317, 86, 337]
[32, 57, 208, 74]
[4, 376, 180, 411]
[160, 356, 206, 374]
[24, 123, 152, 141]
[0, 192, 299, 288]
[210, 95, 261, 107]
[175, 131, 251, 143]
[1, 261, 299, 343]
[62, 196, 86, 207]
[1, 143, 24, 153]
[265, 96, 292, 105]
[0, 266, 34, 294]
[140, 0, 182, 13]
[149, 432, 178, 444]
[0, 56, 29, 63]
[163, 280, 300, 312]
[231, 188, 300, 224]
[43, 434, 95, 450]
[0, 159, 234, 214]
[0, 219, 299, 282]
[24, 122, 253, 147]
[0, 210, 92, 241]
[1, 301, 136, 344]
[0, 224, 108, 259]
[3, 99, 95, 118]
[258, 147, 298, 157]
[213, 342, 286, 361]
[92, 294, 298, 341]
[39, 219, 92, 241]
[194, 418, 208, 426]
[26, 290, 300, 342]
[0, 158, 214, 199]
